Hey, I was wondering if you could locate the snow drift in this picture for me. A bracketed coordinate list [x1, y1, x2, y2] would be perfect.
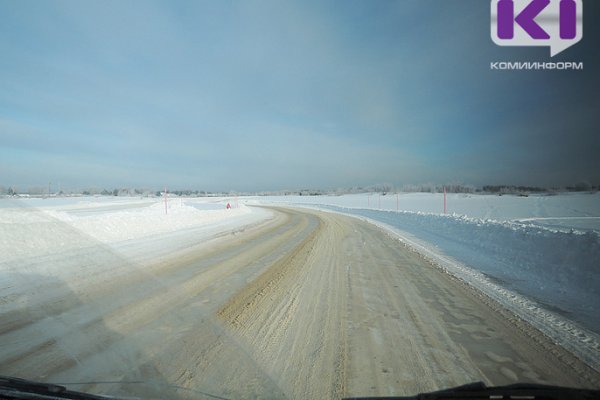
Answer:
[319, 206, 600, 332]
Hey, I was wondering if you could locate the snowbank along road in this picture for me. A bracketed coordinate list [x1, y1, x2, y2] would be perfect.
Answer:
[1, 206, 599, 399]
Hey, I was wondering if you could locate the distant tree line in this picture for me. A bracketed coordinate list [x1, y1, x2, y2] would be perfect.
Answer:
[482, 185, 548, 194]
[565, 183, 598, 192]
[482, 183, 599, 194]
[1, 183, 599, 197]
[401, 183, 476, 194]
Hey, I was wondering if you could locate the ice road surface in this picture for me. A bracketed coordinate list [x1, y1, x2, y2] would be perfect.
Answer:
[252, 192, 600, 368]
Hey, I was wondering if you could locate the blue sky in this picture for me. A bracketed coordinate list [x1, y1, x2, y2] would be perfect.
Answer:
[1, 0, 598, 192]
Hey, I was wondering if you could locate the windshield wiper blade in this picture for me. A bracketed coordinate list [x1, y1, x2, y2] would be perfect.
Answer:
[0, 375, 128, 400]
[343, 381, 600, 400]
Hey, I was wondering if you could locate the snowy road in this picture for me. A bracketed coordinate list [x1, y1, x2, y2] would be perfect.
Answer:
[1, 206, 599, 399]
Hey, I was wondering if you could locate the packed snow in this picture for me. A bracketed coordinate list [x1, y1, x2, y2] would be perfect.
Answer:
[251, 192, 600, 369]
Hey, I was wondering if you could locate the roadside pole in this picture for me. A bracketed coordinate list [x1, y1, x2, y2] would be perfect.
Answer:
[443, 186, 447, 214]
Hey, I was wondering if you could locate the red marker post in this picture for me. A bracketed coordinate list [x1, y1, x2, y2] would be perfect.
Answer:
[443, 186, 447, 214]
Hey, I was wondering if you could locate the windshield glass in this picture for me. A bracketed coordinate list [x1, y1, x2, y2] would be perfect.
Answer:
[1, 1, 599, 399]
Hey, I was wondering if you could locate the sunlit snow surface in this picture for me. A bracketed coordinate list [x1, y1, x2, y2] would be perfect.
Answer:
[0, 196, 259, 270]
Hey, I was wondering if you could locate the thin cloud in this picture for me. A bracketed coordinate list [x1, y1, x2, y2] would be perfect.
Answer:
[1, 0, 598, 191]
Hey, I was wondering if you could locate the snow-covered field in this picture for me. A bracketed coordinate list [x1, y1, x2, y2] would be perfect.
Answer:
[0, 196, 260, 266]
[2, 193, 599, 363]
[251, 192, 600, 232]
